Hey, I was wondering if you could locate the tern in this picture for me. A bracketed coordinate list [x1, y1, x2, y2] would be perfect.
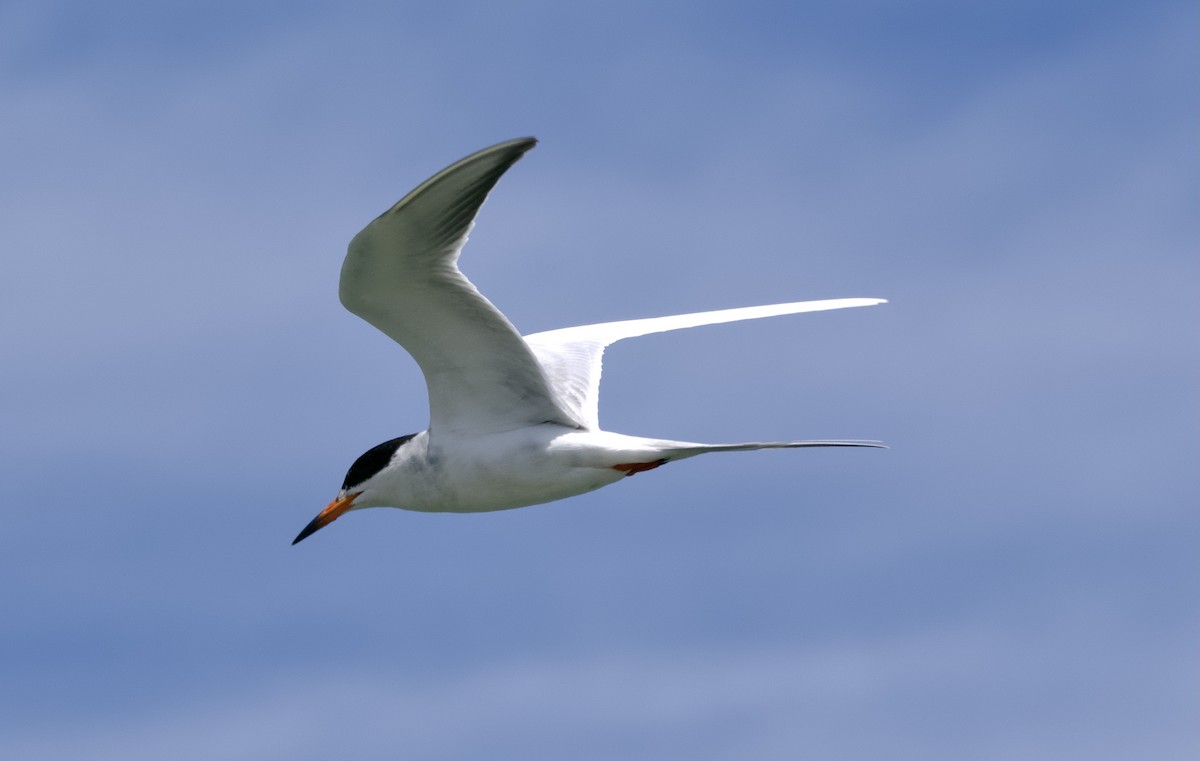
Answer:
[292, 137, 885, 544]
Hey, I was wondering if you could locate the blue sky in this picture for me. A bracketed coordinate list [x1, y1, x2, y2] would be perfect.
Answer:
[2, 1, 1197, 758]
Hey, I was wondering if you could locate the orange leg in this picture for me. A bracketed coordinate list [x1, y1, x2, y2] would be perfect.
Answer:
[612, 458, 669, 476]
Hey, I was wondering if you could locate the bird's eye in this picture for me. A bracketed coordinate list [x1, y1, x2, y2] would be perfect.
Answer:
[342, 433, 417, 490]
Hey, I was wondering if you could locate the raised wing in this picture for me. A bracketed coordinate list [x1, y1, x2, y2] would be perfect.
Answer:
[340, 138, 583, 434]
[524, 298, 886, 430]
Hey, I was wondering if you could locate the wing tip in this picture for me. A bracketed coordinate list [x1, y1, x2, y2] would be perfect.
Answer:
[492, 136, 538, 159]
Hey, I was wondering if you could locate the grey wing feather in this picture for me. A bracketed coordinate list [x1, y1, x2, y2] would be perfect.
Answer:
[340, 138, 583, 434]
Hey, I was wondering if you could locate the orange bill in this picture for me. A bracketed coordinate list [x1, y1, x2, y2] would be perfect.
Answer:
[292, 491, 360, 545]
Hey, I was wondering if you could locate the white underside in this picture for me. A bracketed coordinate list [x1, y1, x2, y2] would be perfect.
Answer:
[349, 424, 886, 513]
[354, 426, 687, 513]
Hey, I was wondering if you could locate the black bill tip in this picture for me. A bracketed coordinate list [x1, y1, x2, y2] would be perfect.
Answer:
[291, 515, 326, 545]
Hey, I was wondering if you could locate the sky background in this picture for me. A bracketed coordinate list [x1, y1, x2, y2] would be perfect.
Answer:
[2, 0, 1197, 758]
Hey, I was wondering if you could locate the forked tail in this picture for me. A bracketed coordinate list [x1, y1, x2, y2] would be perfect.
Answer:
[663, 439, 887, 461]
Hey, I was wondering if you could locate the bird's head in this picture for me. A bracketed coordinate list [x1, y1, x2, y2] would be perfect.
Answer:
[291, 434, 417, 544]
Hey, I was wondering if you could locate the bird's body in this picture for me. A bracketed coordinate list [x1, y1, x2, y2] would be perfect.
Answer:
[293, 137, 885, 544]
[362, 427, 637, 513]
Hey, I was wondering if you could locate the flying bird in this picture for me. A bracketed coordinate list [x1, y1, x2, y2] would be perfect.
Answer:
[293, 138, 885, 544]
